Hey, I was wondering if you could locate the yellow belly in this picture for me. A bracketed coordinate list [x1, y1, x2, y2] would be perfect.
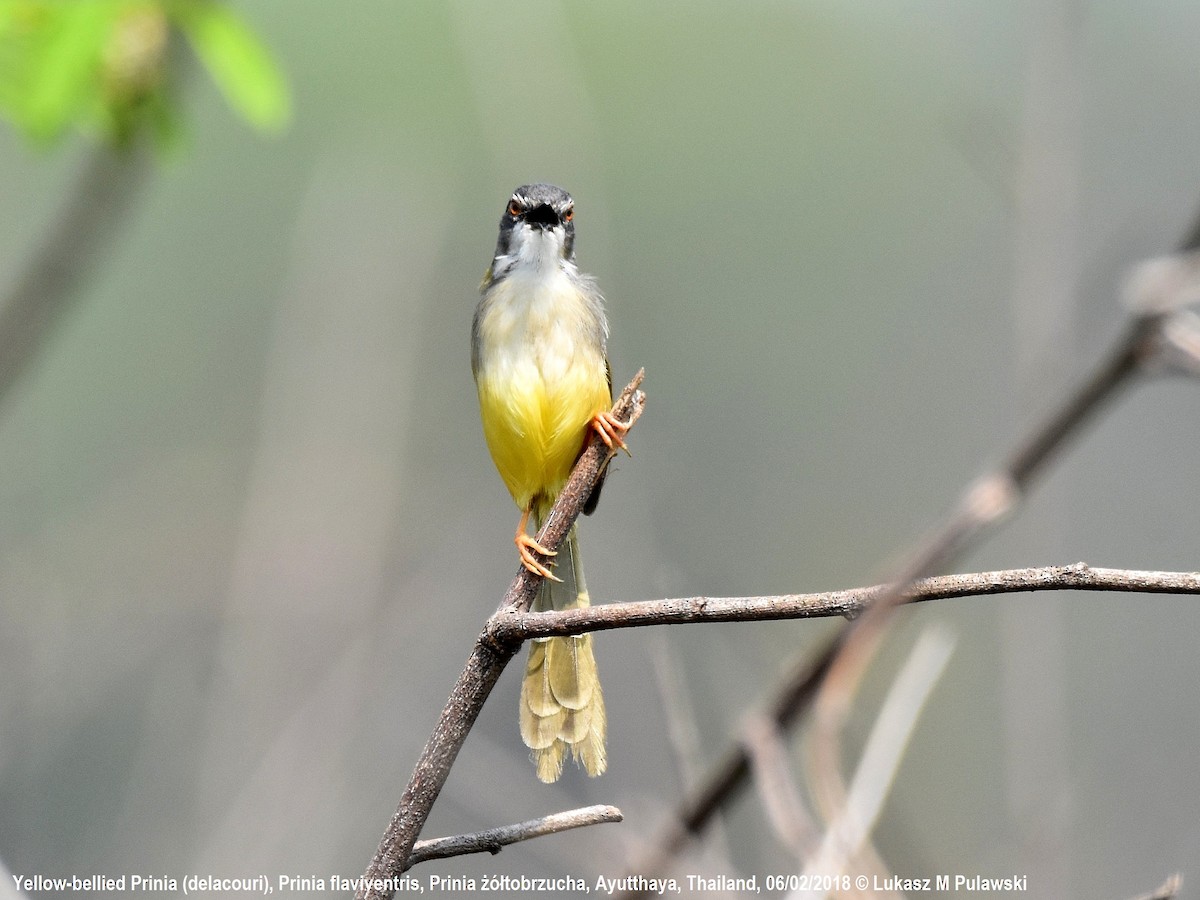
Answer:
[477, 355, 609, 514]
[474, 274, 610, 514]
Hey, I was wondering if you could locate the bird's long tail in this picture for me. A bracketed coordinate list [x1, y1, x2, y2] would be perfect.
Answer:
[519, 522, 607, 783]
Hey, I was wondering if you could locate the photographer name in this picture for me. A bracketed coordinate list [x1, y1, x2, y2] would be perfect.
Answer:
[875, 874, 1028, 892]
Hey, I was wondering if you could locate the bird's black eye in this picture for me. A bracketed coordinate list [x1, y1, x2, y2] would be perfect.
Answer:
[507, 200, 522, 217]
[562, 207, 574, 223]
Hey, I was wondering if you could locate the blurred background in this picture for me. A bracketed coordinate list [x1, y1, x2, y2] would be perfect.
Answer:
[1, 1, 1199, 897]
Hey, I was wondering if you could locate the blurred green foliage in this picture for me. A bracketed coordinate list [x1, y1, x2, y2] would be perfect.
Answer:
[0, 0, 289, 149]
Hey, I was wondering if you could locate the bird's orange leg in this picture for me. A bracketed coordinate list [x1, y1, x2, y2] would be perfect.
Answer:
[515, 507, 561, 581]
[591, 410, 631, 457]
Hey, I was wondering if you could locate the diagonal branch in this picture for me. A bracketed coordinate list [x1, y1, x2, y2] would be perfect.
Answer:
[408, 804, 623, 866]
[0, 143, 153, 413]
[355, 372, 646, 900]
[496, 369, 646, 616]
[619, 230, 1200, 893]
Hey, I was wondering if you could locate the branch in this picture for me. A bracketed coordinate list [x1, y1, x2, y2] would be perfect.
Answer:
[1155, 309, 1200, 376]
[489, 564, 1200, 640]
[1126, 874, 1183, 900]
[619, 222, 1200, 892]
[407, 805, 623, 866]
[355, 372, 646, 900]
[741, 712, 815, 858]
[0, 143, 152, 412]
[791, 626, 955, 900]
[498, 369, 646, 615]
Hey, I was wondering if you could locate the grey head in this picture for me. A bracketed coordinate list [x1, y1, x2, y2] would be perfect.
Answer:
[491, 183, 577, 274]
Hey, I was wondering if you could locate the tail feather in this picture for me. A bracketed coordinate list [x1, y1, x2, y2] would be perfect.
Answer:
[520, 642, 565, 748]
[558, 706, 591, 743]
[519, 524, 607, 782]
[546, 633, 596, 709]
[521, 641, 559, 718]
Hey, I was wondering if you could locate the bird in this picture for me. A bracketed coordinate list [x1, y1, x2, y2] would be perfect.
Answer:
[471, 183, 627, 782]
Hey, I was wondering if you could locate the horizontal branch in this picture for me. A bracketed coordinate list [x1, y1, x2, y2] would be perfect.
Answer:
[408, 805, 623, 866]
[490, 564, 1200, 641]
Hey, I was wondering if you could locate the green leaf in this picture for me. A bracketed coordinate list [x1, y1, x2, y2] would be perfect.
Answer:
[16, 1, 117, 142]
[171, 0, 289, 132]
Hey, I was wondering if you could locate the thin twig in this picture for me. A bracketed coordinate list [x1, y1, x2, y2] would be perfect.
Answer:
[650, 634, 739, 875]
[650, 634, 709, 789]
[791, 626, 956, 900]
[1126, 873, 1183, 900]
[356, 372, 646, 900]
[408, 804, 623, 865]
[490, 564, 1200, 640]
[741, 713, 815, 858]
[1156, 310, 1200, 376]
